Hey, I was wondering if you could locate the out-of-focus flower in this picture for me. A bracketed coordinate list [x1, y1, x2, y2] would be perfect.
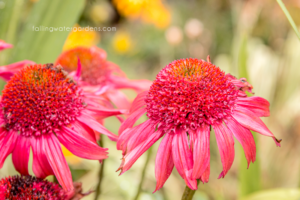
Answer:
[117, 57, 281, 191]
[0, 64, 124, 191]
[184, 18, 204, 39]
[55, 46, 151, 110]
[90, 3, 115, 24]
[63, 24, 100, 52]
[165, 26, 183, 46]
[112, 31, 132, 54]
[0, 40, 35, 80]
[112, 0, 171, 28]
[0, 175, 91, 200]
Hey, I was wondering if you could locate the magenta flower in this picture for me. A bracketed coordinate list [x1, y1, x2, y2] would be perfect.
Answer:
[55, 46, 152, 109]
[0, 64, 123, 191]
[117, 58, 281, 191]
[0, 40, 35, 81]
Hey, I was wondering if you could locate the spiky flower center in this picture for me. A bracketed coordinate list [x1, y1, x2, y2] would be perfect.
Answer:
[145, 58, 238, 130]
[0, 175, 65, 199]
[56, 47, 110, 86]
[1, 64, 84, 136]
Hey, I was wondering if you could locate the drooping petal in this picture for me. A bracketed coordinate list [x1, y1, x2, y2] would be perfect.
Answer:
[225, 117, 256, 168]
[0, 131, 18, 168]
[154, 132, 174, 192]
[118, 107, 147, 135]
[117, 129, 164, 175]
[200, 163, 210, 183]
[232, 106, 281, 146]
[72, 120, 96, 143]
[237, 96, 270, 117]
[74, 57, 82, 82]
[106, 90, 131, 109]
[57, 126, 108, 160]
[31, 137, 54, 179]
[129, 91, 148, 114]
[212, 123, 235, 179]
[0, 60, 35, 81]
[12, 135, 31, 175]
[0, 40, 13, 50]
[86, 105, 126, 118]
[110, 76, 152, 92]
[172, 128, 197, 190]
[77, 111, 118, 141]
[43, 134, 73, 191]
[191, 125, 210, 179]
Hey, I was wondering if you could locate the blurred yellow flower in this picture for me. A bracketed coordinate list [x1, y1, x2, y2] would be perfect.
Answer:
[62, 145, 82, 165]
[113, 0, 171, 28]
[62, 24, 100, 51]
[112, 31, 132, 54]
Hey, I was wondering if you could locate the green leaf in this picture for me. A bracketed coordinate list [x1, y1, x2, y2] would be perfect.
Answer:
[277, 0, 300, 41]
[240, 189, 300, 200]
[11, 0, 85, 64]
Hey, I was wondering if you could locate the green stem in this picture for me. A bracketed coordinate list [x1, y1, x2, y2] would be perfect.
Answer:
[94, 137, 105, 200]
[181, 180, 199, 200]
[277, 0, 300, 41]
[133, 147, 152, 200]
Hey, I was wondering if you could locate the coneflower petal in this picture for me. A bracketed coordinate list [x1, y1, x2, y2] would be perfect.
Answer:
[106, 90, 131, 109]
[191, 125, 210, 179]
[12, 136, 31, 175]
[213, 123, 235, 179]
[31, 137, 54, 179]
[58, 126, 108, 160]
[72, 120, 97, 143]
[77, 111, 118, 141]
[199, 163, 210, 183]
[236, 96, 270, 117]
[119, 107, 147, 135]
[232, 106, 281, 146]
[0, 131, 17, 168]
[172, 128, 197, 190]
[154, 132, 174, 192]
[129, 91, 148, 114]
[225, 117, 256, 168]
[43, 134, 73, 191]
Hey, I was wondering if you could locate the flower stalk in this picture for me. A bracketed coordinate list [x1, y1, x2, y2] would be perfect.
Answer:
[94, 137, 105, 200]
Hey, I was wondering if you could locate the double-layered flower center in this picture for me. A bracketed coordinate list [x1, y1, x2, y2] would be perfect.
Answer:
[1, 64, 84, 136]
[145, 58, 238, 129]
[56, 47, 110, 86]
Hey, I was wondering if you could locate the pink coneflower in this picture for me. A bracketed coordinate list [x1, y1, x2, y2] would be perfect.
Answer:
[55, 46, 151, 109]
[0, 175, 90, 200]
[117, 57, 281, 191]
[0, 40, 35, 81]
[0, 64, 123, 192]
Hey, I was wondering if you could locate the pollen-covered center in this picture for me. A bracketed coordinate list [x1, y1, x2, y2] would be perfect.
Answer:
[145, 58, 238, 129]
[1, 64, 84, 136]
[55, 47, 110, 86]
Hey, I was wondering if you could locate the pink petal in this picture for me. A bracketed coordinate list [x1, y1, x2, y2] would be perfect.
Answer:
[106, 90, 131, 109]
[0, 40, 13, 51]
[200, 163, 210, 183]
[57, 126, 108, 160]
[86, 105, 126, 118]
[129, 91, 148, 114]
[0, 131, 17, 168]
[172, 128, 197, 190]
[110, 76, 152, 92]
[191, 125, 210, 179]
[12, 136, 31, 175]
[77, 111, 118, 141]
[118, 107, 146, 135]
[154, 132, 174, 192]
[232, 106, 281, 146]
[117, 129, 164, 175]
[43, 134, 73, 191]
[237, 96, 270, 117]
[212, 123, 235, 179]
[0, 60, 35, 81]
[72, 120, 96, 143]
[75, 57, 82, 82]
[31, 137, 54, 179]
[225, 117, 256, 168]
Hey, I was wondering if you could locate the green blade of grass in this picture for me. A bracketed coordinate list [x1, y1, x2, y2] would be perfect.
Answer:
[277, 0, 300, 41]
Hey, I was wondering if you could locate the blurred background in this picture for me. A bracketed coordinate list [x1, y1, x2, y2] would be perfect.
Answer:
[0, 0, 300, 199]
